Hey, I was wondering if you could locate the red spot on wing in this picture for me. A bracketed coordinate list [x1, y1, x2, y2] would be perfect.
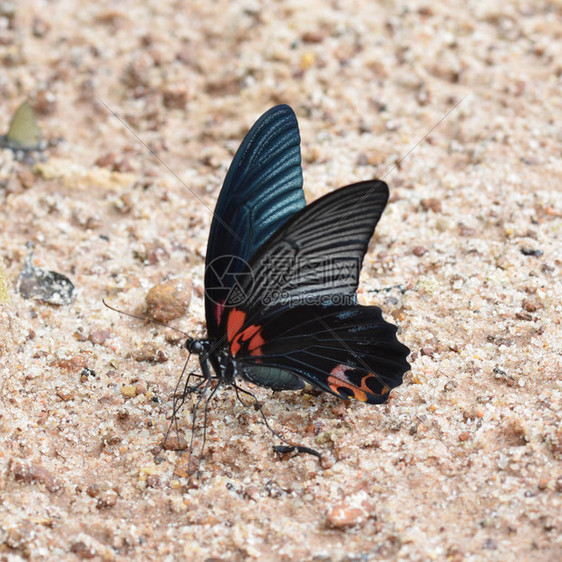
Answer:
[226, 308, 264, 357]
[215, 300, 226, 325]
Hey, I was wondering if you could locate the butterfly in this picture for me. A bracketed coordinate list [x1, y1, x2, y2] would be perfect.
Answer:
[178, 105, 410, 456]
[0, 101, 43, 152]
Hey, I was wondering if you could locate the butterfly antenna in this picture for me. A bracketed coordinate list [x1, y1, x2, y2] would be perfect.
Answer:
[233, 384, 322, 459]
[102, 298, 189, 337]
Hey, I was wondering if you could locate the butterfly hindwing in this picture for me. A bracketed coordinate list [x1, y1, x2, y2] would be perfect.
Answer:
[225, 303, 410, 403]
[204, 105, 306, 337]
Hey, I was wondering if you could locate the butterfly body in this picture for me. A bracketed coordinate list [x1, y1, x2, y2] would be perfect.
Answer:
[184, 105, 410, 412]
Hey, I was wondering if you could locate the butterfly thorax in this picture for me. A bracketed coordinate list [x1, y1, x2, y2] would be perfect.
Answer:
[186, 337, 238, 385]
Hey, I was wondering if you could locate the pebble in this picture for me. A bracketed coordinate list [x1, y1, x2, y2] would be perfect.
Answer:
[420, 198, 442, 213]
[412, 245, 427, 257]
[56, 387, 75, 401]
[10, 459, 63, 492]
[132, 343, 168, 363]
[89, 329, 112, 345]
[326, 505, 365, 528]
[173, 450, 198, 477]
[163, 434, 188, 451]
[96, 490, 118, 509]
[69, 541, 96, 559]
[146, 277, 191, 322]
[522, 298, 540, 312]
[120, 385, 137, 397]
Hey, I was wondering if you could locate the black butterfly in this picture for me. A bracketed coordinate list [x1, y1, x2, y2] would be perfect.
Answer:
[178, 105, 410, 455]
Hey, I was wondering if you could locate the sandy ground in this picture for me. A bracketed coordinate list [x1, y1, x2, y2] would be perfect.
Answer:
[1, 0, 561, 560]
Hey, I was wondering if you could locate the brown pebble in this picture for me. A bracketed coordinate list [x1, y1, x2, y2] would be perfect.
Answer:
[538, 478, 549, 491]
[146, 277, 191, 322]
[70, 541, 96, 559]
[302, 30, 326, 43]
[326, 505, 365, 528]
[56, 387, 74, 401]
[33, 89, 57, 115]
[96, 490, 118, 509]
[173, 450, 198, 477]
[132, 343, 168, 363]
[10, 459, 63, 492]
[86, 483, 100, 497]
[458, 224, 477, 237]
[53, 355, 88, 373]
[162, 87, 188, 109]
[89, 329, 112, 346]
[32, 17, 50, 37]
[515, 311, 533, 321]
[412, 246, 427, 257]
[458, 432, 470, 442]
[17, 168, 35, 190]
[420, 198, 442, 213]
[522, 298, 540, 312]
[146, 475, 160, 488]
[163, 434, 188, 451]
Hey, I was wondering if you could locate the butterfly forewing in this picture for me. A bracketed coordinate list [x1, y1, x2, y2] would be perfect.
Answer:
[204, 105, 306, 337]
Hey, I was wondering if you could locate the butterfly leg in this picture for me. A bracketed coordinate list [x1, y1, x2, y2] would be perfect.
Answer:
[232, 383, 322, 459]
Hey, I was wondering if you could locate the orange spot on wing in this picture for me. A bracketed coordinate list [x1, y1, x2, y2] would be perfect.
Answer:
[327, 365, 385, 402]
[227, 308, 246, 344]
[226, 308, 264, 357]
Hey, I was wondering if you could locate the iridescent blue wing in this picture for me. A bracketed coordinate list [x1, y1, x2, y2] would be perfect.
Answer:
[205, 105, 305, 337]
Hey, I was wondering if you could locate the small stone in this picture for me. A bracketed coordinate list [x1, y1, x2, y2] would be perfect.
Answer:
[33, 90, 57, 116]
[146, 474, 160, 488]
[70, 541, 96, 559]
[162, 87, 188, 109]
[515, 311, 533, 321]
[86, 484, 100, 497]
[96, 490, 118, 509]
[173, 450, 198, 477]
[520, 247, 543, 257]
[56, 387, 74, 401]
[163, 434, 188, 451]
[458, 224, 477, 237]
[482, 538, 497, 550]
[120, 385, 137, 397]
[420, 198, 442, 212]
[326, 505, 365, 528]
[412, 246, 427, 257]
[538, 478, 549, 491]
[146, 277, 191, 322]
[32, 17, 50, 38]
[302, 30, 326, 43]
[132, 343, 168, 363]
[522, 298, 540, 312]
[458, 432, 470, 442]
[10, 460, 62, 492]
[89, 329, 112, 345]
[54, 355, 88, 373]
[17, 168, 35, 189]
